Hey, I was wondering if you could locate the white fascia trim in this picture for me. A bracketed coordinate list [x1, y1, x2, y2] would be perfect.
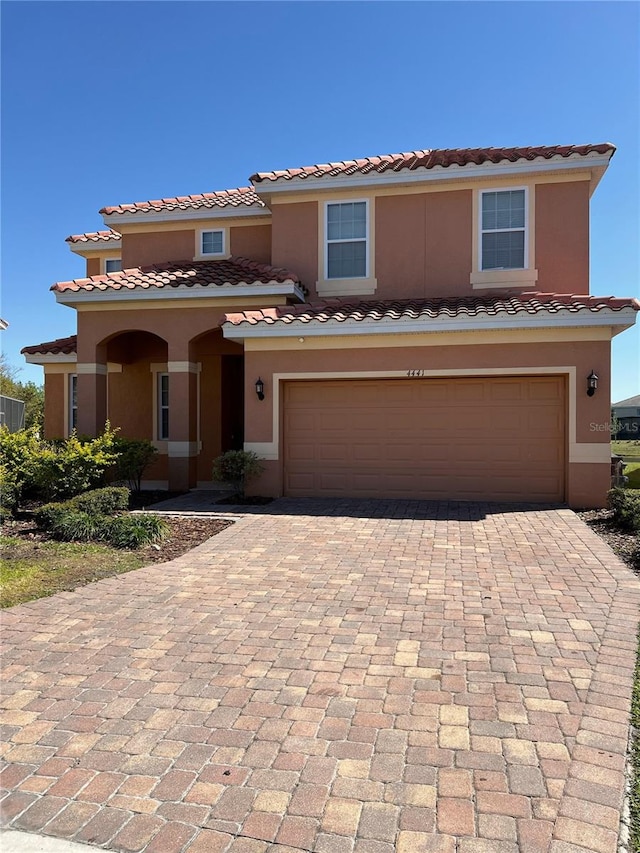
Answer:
[24, 353, 77, 364]
[54, 281, 306, 305]
[69, 240, 122, 255]
[102, 207, 269, 227]
[253, 153, 613, 196]
[223, 307, 638, 341]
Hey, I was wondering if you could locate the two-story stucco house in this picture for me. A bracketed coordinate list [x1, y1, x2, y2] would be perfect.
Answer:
[23, 143, 639, 507]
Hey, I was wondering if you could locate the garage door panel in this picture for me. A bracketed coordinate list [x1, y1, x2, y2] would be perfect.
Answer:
[284, 377, 565, 502]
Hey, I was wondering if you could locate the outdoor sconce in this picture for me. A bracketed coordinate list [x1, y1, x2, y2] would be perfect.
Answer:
[587, 370, 598, 397]
[255, 377, 265, 401]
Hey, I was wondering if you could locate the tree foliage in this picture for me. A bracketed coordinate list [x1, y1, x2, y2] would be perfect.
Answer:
[0, 355, 44, 430]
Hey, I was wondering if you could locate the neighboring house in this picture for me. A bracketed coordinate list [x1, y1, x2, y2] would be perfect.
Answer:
[22, 143, 639, 508]
[612, 394, 640, 439]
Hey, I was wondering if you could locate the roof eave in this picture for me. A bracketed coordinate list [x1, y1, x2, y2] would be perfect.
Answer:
[251, 152, 614, 200]
[68, 240, 122, 256]
[53, 281, 306, 306]
[101, 205, 269, 228]
[23, 352, 77, 364]
[222, 305, 638, 342]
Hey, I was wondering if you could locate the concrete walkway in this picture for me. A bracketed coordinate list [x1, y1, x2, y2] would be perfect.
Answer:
[1, 499, 638, 853]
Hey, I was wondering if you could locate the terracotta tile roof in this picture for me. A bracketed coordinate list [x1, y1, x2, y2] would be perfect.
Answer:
[65, 230, 121, 244]
[251, 143, 615, 184]
[100, 187, 264, 216]
[51, 257, 300, 294]
[224, 293, 640, 327]
[21, 335, 77, 356]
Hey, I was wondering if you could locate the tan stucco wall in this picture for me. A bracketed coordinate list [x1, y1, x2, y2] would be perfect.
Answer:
[271, 202, 319, 298]
[375, 190, 473, 299]
[122, 230, 195, 268]
[230, 224, 272, 265]
[44, 373, 65, 439]
[535, 181, 590, 294]
[243, 337, 612, 508]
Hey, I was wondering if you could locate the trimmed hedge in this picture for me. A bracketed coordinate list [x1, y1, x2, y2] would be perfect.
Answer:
[608, 488, 640, 533]
[35, 486, 167, 549]
[68, 487, 130, 515]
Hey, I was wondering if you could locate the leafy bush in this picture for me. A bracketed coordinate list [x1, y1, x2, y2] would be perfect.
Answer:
[35, 488, 166, 550]
[36, 425, 119, 500]
[68, 486, 130, 515]
[0, 427, 43, 502]
[112, 438, 159, 492]
[212, 450, 264, 498]
[608, 488, 640, 533]
[102, 514, 168, 549]
[0, 464, 19, 520]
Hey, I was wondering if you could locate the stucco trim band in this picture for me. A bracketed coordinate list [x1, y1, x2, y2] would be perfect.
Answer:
[168, 441, 200, 458]
[76, 363, 108, 375]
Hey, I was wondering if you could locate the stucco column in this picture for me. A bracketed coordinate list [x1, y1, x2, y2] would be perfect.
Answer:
[76, 363, 108, 437]
[167, 359, 199, 491]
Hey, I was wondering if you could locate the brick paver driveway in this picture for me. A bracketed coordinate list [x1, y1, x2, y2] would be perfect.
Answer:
[2, 499, 639, 853]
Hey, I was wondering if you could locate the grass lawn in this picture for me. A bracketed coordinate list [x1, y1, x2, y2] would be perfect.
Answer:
[624, 462, 640, 489]
[0, 536, 145, 608]
[613, 440, 640, 458]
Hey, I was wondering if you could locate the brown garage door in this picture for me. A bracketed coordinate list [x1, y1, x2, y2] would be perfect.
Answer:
[283, 376, 565, 502]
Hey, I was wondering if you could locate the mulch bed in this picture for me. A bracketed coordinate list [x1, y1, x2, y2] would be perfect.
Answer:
[3, 514, 233, 565]
[577, 507, 639, 573]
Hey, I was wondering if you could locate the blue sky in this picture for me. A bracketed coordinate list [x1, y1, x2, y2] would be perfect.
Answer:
[2, 1, 638, 400]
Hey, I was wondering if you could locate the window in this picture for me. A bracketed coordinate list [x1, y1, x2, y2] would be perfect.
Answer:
[200, 230, 224, 256]
[105, 258, 122, 273]
[69, 374, 78, 433]
[481, 189, 526, 270]
[157, 373, 169, 440]
[326, 201, 368, 279]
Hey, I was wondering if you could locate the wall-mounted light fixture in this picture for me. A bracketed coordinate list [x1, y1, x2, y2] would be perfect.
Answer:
[587, 370, 598, 397]
[255, 377, 265, 401]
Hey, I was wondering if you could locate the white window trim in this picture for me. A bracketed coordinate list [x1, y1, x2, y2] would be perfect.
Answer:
[471, 185, 537, 290]
[104, 257, 122, 274]
[478, 186, 529, 272]
[195, 228, 228, 260]
[324, 198, 370, 280]
[317, 198, 377, 297]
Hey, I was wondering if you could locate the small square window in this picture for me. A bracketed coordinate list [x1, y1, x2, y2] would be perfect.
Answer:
[105, 258, 122, 273]
[201, 230, 224, 256]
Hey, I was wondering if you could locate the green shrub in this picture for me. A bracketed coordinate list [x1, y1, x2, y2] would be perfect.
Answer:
[36, 507, 102, 542]
[212, 450, 264, 498]
[608, 488, 640, 533]
[0, 464, 19, 520]
[102, 514, 168, 549]
[0, 427, 43, 502]
[111, 438, 159, 493]
[68, 486, 130, 515]
[36, 424, 119, 500]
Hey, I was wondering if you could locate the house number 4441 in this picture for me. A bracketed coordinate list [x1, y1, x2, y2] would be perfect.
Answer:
[406, 369, 426, 377]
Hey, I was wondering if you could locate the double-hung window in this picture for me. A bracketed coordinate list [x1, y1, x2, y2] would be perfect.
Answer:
[326, 201, 368, 279]
[200, 230, 225, 257]
[105, 258, 122, 273]
[69, 374, 78, 434]
[158, 373, 169, 440]
[480, 189, 526, 270]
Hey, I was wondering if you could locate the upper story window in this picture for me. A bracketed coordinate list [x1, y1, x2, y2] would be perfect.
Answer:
[105, 258, 122, 273]
[326, 201, 368, 279]
[480, 189, 526, 270]
[200, 229, 225, 257]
